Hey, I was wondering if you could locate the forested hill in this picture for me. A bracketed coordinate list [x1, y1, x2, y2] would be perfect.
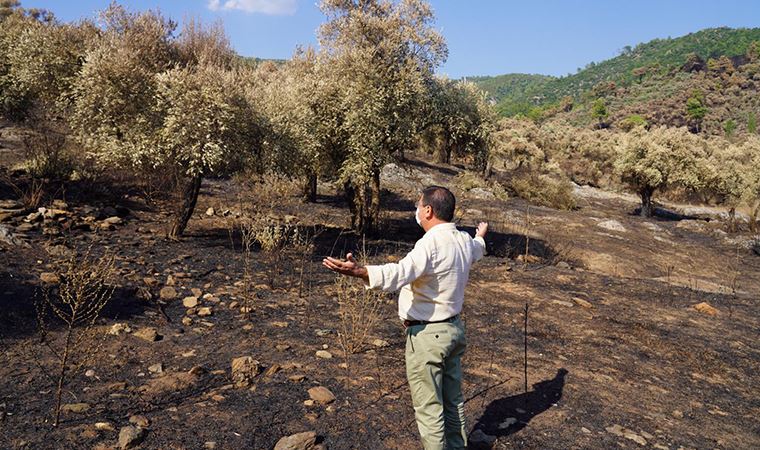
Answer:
[472, 27, 760, 117]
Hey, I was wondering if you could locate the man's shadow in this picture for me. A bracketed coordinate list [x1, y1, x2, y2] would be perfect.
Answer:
[470, 368, 568, 445]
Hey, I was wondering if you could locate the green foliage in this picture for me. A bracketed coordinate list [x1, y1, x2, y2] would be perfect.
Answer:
[619, 114, 648, 131]
[748, 112, 757, 134]
[591, 98, 608, 125]
[474, 27, 760, 117]
[686, 90, 707, 128]
[723, 119, 737, 138]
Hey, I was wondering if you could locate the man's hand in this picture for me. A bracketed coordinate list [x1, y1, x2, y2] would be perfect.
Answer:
[476, 221, 488, 238]
[322, 252, 369, 282]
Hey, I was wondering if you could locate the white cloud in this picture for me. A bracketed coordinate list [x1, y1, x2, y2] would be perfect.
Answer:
[207, 0, 297, 15]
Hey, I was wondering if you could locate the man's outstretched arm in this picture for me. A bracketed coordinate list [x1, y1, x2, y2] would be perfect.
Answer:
[322, 253, 369, 283]
[473, 221, 488, 262]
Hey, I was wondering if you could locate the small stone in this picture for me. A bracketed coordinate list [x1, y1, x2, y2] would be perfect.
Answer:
[231, 356, 262, 388]
[104, 216, 122, 225]
[272, 321, 289, 328]
[143, 277, 159, 287]
[205, 207, 215, 216]
[693, 302, 718, 316]
[623, 430, 647, 445]
[581, 427, 591, 434]
[181, 317, 193, 326]
[308, 386, 336, 404]
[197, 307, 213, 317]
[556, 261, 571, 269]
[191, 288, 203, 297]
[182, 296, 198, 308]
[572, 297, 593, 308]
[40, 272, 60, 284]
[303, 399, 315, 407]
[274, 431, 317, 450]
[95, 421, 115, 431]
[61, 402, 90, 413]
[597, 219, 626, 232]
[551, 300, 574, 307]
[315, 350, 333, 359]
[85, 369, 96, 377]
[148, 363, 163, 374]
[672, 409, 684, 419]
[108, 323, 132, 336]
[159, 286, 177, 300]
[128, 415, 149, 427]
[289, 374, 305, 382]
[606, 424, 625, 436]
[204, 442, 217, 449]
[372, 339, 389, 348]
[276, 344, 291, 352]
[133, 327, 160, 342]
[118, 425, 146, 449]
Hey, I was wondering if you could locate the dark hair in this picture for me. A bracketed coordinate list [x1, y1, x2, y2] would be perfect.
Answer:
[421, 186, 455, 222]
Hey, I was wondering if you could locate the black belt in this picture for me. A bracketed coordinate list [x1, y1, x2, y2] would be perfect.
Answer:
[403, 314, 459, 328]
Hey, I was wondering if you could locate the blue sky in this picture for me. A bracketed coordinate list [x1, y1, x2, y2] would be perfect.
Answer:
[23, 1, 760, 78]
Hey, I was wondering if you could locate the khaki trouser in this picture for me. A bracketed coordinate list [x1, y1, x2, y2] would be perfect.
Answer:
[405, 316, 467, 450]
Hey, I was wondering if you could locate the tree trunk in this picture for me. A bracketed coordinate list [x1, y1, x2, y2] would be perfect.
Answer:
[639, 186, 655, 217]
[302, 173, 317, 203]
[435, 133, 451, 164]
[728, 207, 736, 233]
[750, 201, 760, 233]
[168, 173, 203, 239]
[370, 168, 381, 231]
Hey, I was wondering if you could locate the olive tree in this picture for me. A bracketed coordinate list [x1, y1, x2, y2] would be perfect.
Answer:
[615, 126, 708, 217]
[705, 138, 755, 231]
[71, 4, 256, 238]
[316, 0, 447, 233]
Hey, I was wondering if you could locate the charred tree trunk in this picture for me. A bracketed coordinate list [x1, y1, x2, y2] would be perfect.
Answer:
[435, 133, 451, 164]
[369, 168, 381, 231]
[303, 173, 317, 203]
[639, 186, 655, 217]
[728, 207, 736, 233]
[168, 173, 203, 239]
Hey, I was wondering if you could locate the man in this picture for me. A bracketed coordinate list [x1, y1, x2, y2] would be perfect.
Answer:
[323, 185, 488, 450]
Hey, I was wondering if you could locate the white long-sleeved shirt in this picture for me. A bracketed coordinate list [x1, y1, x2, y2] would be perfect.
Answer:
[364, 222, 486, 321]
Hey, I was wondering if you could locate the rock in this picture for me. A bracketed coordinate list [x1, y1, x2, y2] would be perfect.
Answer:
[597, 220, 626, 232]
[276, 344, 291, 352]
[0, 224, 28, 247]
[143, 277, 159, 287]
[205, 207, 215, 216]
[623, 430, 647, 446]
[308, 386, 336, 404]
[148, 363, 163, 374]
[61, 402, 90, 413]
[104, 216, 122, 225]
[159, 286, 177, 300]
[274, 431, 318, 450]
[85, 369, 96, 377]
[182, 296, 199, 308]
[315, 350, 333, 359]
[191, 288, 203, 297]
[39, 272, 60, 284]
[556, 261, 571, 269]
[672, 409, 684, 419]
[469, 429, 496, 445]
[372, 339, 389, 348]
[118, 425, 146, 449]
[137, 371, 199, 396]
[272, 321, 289, 328]
[572, 297, 593, 308]
[197, 307, 213, 317]
[289, 374, 306, 382]
[133, 416, 158, 431]
[95, 421, 116, 431]
[204, 442, 217, 449]
[693, 302, 718, 316]
[551, 300, 574, 307]
[133, 327, 160, 342]
[469, 187, 496, 200]
[108, 323, 132, 336]
[231, 356, 262, 388]
[16, 222, 36, 232]
[581, 427, 591, 434]
[43, 208, 68, 219]
[181, 317, 193, 326]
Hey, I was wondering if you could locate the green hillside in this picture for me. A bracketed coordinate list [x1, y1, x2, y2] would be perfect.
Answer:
[473, 27, 760, 116]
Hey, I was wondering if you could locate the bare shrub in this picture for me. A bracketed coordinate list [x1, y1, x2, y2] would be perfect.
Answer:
[334, 246, 385, 357]
[20, 123, 73, 180]
[508, 173, 577, 211]
[35, 245, 116, 426]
